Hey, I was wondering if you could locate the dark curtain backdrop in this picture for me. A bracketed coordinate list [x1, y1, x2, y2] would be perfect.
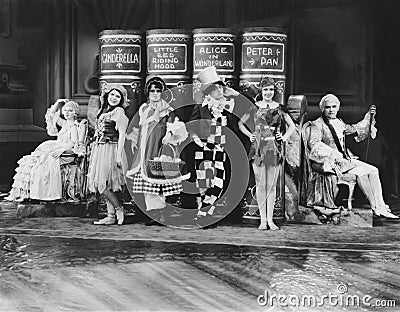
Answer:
[72, 0, 154, 30]
[72, 0, 293, 31]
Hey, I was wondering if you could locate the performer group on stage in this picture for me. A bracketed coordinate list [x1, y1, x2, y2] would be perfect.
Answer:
[5, 66, 399, 228]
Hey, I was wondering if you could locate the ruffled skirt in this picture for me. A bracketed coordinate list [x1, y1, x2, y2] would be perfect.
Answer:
[87, 142, 125, 194]
[8, 154, 39, 200]
[8, 142, 63, 201]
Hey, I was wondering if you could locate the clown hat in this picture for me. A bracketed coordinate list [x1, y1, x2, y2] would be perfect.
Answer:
[197, 66, 225, 93]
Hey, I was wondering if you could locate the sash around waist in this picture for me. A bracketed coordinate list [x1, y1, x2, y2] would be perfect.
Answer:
[96, 135, 119, 144]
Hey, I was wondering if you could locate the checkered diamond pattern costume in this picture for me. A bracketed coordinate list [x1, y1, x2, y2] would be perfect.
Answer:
[195, 116, 227, 216]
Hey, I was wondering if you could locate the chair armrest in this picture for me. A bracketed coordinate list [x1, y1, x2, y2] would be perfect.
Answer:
[78, 119, 88, 144]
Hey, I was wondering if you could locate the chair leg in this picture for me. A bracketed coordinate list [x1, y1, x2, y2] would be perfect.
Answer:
[347, 182, 356, 211]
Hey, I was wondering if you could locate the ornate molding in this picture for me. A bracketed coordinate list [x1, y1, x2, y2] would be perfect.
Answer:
[147, 36, 189, 43]
[193, 36, 235, 42]
[99, 37, 141, 44]
[242, 35, 286, 42]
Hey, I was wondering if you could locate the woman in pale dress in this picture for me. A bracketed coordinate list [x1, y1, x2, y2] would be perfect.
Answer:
[88, 85, 129, 225]
[6, 99, 80, 202]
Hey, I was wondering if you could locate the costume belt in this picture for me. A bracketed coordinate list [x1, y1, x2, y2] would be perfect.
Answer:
[259, 136, 275, 141]
[96, 134, 119, 144]
[256, 125, 276, 131]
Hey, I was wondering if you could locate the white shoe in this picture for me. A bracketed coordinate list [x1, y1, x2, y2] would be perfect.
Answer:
[375, 207, 399, 219]
[93, 214, 116, 225]
[115, 206, 124, 225]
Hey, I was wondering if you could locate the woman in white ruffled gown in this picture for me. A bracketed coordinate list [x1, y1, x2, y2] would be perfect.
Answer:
[6, 100, 80, 202]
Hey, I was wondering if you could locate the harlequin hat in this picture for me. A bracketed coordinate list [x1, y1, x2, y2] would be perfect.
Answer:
[100, 82, 130, 108]
[196, 66, 225, 94]
[144, 75, 167, 96]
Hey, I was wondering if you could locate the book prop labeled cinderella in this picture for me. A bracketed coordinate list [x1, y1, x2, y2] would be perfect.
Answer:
[126, 76, 189, 222]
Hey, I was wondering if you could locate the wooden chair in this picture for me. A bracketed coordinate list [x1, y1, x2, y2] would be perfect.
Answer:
[301, 121, 357, 210]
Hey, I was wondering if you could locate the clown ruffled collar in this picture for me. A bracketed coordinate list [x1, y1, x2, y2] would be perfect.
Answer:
[202, 95, 234, 118]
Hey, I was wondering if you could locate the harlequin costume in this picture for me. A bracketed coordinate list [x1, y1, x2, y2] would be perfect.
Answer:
[187, 66, 238, 218]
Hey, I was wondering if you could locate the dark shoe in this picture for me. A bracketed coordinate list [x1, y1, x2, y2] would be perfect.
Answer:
[194, 215, 217, 229]
[201, 223, 217, 230]
[145, 219, 165, 226]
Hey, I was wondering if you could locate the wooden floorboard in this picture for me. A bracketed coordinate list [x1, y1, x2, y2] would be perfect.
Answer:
[0, 261, 261, 312]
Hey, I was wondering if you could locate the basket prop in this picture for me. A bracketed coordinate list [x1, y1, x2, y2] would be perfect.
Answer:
[148, 144, 186, 178]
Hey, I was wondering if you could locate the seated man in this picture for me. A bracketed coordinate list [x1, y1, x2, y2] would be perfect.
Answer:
[307, 94, 398, 219]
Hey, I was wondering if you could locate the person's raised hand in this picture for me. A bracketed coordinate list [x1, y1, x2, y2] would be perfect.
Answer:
[369, 105, 376, 116]
[52, 98, 68, 112]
